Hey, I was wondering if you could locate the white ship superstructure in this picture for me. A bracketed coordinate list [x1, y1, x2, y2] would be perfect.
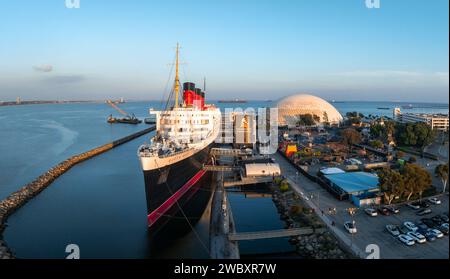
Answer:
[138, 106, 221, 170]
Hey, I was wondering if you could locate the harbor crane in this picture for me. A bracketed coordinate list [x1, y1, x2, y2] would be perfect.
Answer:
[106, 99, 142, 124]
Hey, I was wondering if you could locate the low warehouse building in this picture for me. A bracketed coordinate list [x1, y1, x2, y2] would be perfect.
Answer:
[323, 172, 380, 205]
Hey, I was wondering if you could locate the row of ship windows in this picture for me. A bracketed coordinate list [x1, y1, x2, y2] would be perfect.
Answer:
[161, 119, 210, 125]
[162, 114, 209, 118]
[164, 127, 209, 133]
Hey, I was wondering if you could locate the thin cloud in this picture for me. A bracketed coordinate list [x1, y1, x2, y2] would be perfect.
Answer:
[332, 70, 448, 79]
[33, 64, 53, 73]
[43, 75, 86, 84]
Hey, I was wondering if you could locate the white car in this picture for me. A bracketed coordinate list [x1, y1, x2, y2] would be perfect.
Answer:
[407, 231, 427, 244]
[398, 234, 415, 246]
[428, 198, 441, 205]
[430, 229, 444, 238]
[403, 221, 418, 232]
[344, 221, 357, 234]
[407, 203, 421, 210]
[365, 208, 378, 217]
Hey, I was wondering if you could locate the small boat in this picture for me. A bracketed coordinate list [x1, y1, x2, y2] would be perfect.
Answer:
[107, 115, 142, 124]
[402, 104, 414, 109]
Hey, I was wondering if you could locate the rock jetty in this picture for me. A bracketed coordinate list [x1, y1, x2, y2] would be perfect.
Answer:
[0, 126, 155, 259]
[271, 181, 351, 259]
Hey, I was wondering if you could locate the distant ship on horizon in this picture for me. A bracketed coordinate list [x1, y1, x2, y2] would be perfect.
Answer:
[218, 99, 248, 104]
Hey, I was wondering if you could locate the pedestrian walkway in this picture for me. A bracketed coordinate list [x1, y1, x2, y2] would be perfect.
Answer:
[271, 152, 366, 258]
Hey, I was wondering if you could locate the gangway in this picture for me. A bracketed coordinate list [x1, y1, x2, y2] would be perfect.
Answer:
[210, 148, 253, 157]
[228, 227, 327, 241]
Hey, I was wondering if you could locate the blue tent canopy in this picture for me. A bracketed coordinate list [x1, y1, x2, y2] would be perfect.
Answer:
[324, 172, 379, 195]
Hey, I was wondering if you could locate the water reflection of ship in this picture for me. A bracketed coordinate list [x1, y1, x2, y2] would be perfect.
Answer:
[147, 171, 214, 258]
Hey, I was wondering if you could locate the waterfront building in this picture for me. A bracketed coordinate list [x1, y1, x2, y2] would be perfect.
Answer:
[322, 171, 381, 206]
[393, 108, 449, 131]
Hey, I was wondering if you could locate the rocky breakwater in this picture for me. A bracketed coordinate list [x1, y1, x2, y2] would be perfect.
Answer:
[0, 126, 155, 259]
[270, 179, 351, 259]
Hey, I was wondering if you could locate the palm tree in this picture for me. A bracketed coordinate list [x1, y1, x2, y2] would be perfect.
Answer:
[435, 163, 449, 193]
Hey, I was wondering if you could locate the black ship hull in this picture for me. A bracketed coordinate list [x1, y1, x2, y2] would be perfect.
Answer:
[143, 145, 212, 231]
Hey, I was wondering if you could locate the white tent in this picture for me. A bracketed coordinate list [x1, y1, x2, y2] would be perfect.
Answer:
[245, 163, 281, 177]
[319, 167, 345, 175]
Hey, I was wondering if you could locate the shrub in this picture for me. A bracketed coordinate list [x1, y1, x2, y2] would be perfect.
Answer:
[290, 205, 304, 215]
[280, 180, 289, 192]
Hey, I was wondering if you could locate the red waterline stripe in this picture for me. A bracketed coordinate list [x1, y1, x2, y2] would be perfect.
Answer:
[147, 169, 207, 227]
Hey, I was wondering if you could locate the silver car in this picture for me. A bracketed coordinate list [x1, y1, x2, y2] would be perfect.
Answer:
[386, 225, 400, 237]
[407, 231, 427, 244]
[398, 234, 415, 246]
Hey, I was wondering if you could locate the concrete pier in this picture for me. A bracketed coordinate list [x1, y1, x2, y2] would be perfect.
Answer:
[209, 172, 240, 259]
[0, 126, 155, 259]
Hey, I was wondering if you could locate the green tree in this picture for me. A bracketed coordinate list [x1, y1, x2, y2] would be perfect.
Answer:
[395, 122, 436, 150]
[370, 124, 384, 139]
[296, 114, 317, 126]
[379, 168, 404, 205]
[323, 111, 330, 126]
[369, 140, 384, 149]
[280, 180, 289, 192]
[341, 128, 362, 151]
[414, 122, 437, 150]
[396, 123, 417, 146]
[435, 163, 449, 193]
[401, 164, 432, 201]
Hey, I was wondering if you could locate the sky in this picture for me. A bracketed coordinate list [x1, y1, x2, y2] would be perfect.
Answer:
[0, 0, 448, 103]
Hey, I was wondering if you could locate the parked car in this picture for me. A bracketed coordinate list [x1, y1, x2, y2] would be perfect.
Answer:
[387, 206, 400, 214]
[378, 207, 390, 216]
[407, 231, 427, 244]
[344, 221, 357, 234]
[417, 201, 430, 208]
[404, 221, 418, 232]
[421, 230, 437, 242]
[365, 208, 378, 217]
[386, 225, 400, 237]
[439, 223, 449, 235]
[399, 225, 411, 234]
[398, 234, 415, 246]
[421, 218, 436, 228]
[428, 197, 441, 205]
[417, 208, 432, 216]
[416, 222, 429, 231]
[407, 203, 421, 210]
[431, 215, 444, 226]
[438, 214, 449, 223]
[429, 229, 444, 238]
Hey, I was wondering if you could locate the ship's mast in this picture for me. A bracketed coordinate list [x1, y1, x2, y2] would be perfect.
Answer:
[174, 43, 180, 109]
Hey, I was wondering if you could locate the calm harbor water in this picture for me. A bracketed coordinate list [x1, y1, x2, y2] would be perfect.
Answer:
[0, 100, 448, 258]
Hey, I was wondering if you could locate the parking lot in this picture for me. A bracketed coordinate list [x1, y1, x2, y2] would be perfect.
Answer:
[332, 196, 449, 259]
[272, 152, 449, 259]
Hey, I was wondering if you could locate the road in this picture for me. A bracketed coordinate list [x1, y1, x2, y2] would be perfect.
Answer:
[271, 152, 449, 259]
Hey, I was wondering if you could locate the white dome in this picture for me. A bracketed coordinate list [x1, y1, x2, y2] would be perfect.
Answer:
[277, 94, 343, 126]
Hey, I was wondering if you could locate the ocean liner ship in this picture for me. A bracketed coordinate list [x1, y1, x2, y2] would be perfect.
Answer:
[138, 44, 221, 229]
